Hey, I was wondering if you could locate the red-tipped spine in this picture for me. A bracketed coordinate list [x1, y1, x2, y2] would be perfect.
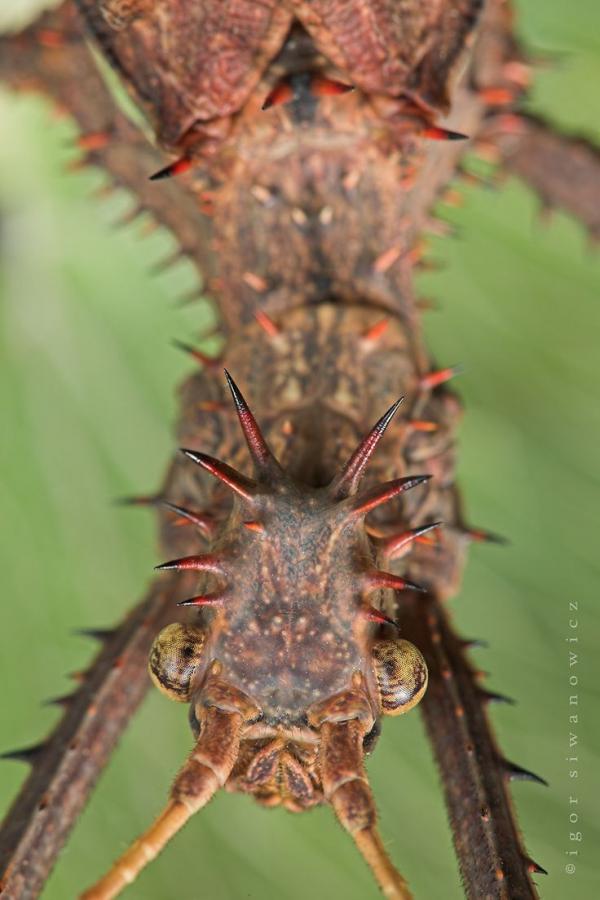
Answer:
[360, 606, 399, 629]
[255, 310, 280, 338]
[310, 76, 354, 98]
[262, 75, 353, 111]
[348, 474, 431, 517]
[262, 79, 294, 110]
[331, 398, 403, 499]
[181, 449, 257, 500]
[362, 318, 390, 343]
[155, 554, 225, 575]
[381, 522, 443, 560]
[365, 571, 427, 594]
[172, 340, 219, 368]
[149, 157, 193, 181]
[224, 370, 280, 475]
[420, 365, 463, 390]
[160, 501, 216, 539]
[177, 595, 224, 608]
[242, 520, 265, 534]
[115, 493, 160, 508]
[465, 527, 508, 545]
[423, 126, 469, 142]
[408, 419, 439, 433]
[77, 131, 110, 151]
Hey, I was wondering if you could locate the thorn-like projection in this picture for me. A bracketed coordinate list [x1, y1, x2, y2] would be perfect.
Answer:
[263, 74, 353, 110]
[172, 339, 219, 368]
[461, 637, 489, 650]
[181, 449, 257, 500]
[365, 571, 427, 594]
[405, 237, 427, 266]
[310, 76, 354, 98]
[113, 204, 146, 230]
[330, 399, 403, 499]
[465, 527, 509, 545]
[197, 401, 227, 413]
[224, 370, 281, 476]
[37, 28, 63, 49]
[198, 190, 216, 216]
[67, 157, 89, 175]
[495, 113, 526, 136]
[242, 271, 268, 292]
[481, 689, 516, 706]
[373, 244, 402, 273]
[149, 157, 192, 181]
[416, 296, 440, 312]
[255, 309, 280, 337]
[68, 669, 88, 683]
[151, 248, 186, 275]
[478, 86, 516, 106]
[43, 692, 75, 709]
[92, 183, 117, 203]
[77, 131, 110, 151]
[362, 318, 389, 343]
[242, 520, 265, 534]
[407, 419, 439, 432]
[424, 217, 460, 239]
[457, 169, 485, 189]
[262, 79, 294, 110]
[527, 860, 548, 876]
[348, 474, 431, 518]
[441, 188, 464, 208]
[114, 493, 160, 507]
[177, 595, 224, 608]
[381, 522, 442, 560]
[423, 125, 469, 141]
[155, 554, 225, 575]
[160, 501, 216, 539]
[73, 627, 116, 643]
[1, 742, 46, 766]
[505, 761, 548, 786]
[415, 257, 446, 272]
[420, 364, 463, 390]
[360, 606, 399, 629]
[175, 287, 205, 308]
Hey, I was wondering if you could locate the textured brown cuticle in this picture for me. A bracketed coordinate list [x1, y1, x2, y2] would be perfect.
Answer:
[1, 0, 582, 896]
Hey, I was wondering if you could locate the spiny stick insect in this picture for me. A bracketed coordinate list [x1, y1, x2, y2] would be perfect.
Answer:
[0, 1, 598, 898]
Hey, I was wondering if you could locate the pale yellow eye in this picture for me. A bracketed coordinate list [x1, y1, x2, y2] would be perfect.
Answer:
[148, 623, 207, 702]
[372, 638, 428, 716]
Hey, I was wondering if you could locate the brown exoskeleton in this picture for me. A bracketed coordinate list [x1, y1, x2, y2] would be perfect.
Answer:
[83, 374, 429, 899]
[2, 0, 597, 897]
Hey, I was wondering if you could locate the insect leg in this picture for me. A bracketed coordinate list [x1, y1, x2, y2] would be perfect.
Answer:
[80, 688, 255, 900]
[320, 718, 413, 900]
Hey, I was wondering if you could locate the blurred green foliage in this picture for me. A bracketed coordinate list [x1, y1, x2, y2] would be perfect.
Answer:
[0, 1, 598, 898]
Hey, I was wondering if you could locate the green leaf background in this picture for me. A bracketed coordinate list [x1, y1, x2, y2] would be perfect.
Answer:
[0, 1, 598, 897]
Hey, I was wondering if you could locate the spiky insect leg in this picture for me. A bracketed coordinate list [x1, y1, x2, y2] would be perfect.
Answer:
[482, 113, 600, 240]
[399, 594, 546, 898]
[0, 2, 216, 287]
[0, 571, 197, 900]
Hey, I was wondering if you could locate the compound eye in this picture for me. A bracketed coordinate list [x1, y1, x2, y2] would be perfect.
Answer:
[372, 638, 428, 716]
[149, 623, 207, 702]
